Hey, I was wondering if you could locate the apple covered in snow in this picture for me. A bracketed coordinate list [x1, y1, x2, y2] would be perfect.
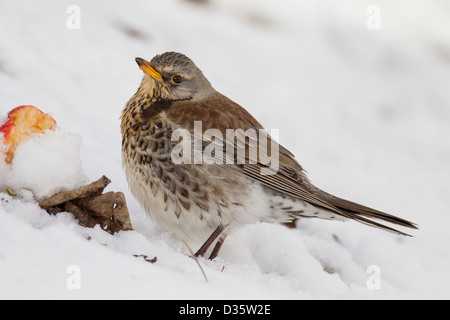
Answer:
[0, 105, 57, 163]
[0, 105, 88, 201]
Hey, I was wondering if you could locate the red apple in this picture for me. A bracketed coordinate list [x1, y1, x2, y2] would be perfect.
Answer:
[0, 105, 57, 163]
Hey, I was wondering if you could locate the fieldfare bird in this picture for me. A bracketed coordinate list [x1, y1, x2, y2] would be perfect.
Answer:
[121, 51, 417, 259]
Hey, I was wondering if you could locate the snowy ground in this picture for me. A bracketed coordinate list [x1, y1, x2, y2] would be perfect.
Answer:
[1, 0, 450, 299]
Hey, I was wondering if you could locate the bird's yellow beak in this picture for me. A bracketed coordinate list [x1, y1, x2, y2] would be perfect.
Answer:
[135, 57, 163, 80]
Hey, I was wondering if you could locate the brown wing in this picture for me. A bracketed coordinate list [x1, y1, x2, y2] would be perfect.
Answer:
[162, 93, 417, 235]
[163, 93, 335, 208]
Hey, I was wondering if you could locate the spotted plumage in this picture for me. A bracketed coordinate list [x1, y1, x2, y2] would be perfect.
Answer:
[121, 51, 417, 259]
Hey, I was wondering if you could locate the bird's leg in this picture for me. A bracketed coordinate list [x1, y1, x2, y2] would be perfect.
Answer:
[208, 233, 227, 260]
[195, 225, 226, 258]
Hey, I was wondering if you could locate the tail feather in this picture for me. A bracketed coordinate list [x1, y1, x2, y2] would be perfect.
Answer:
[313, 189, 418, 236]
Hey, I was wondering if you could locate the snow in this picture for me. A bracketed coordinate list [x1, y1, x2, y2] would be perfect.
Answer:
[1, 0, 450, 299]
[1, 132, 88, 201]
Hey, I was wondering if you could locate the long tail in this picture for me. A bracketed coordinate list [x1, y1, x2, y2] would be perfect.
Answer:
[313, 189, 418, 236]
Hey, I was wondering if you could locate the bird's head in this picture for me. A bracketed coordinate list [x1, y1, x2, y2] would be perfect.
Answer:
[135, 51, 215, 102]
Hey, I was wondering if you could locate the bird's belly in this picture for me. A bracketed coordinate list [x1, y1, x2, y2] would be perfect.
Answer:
[123, 155, 274, 243]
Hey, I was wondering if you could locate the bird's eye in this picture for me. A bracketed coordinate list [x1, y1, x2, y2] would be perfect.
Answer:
[171, 75, 182, 84]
